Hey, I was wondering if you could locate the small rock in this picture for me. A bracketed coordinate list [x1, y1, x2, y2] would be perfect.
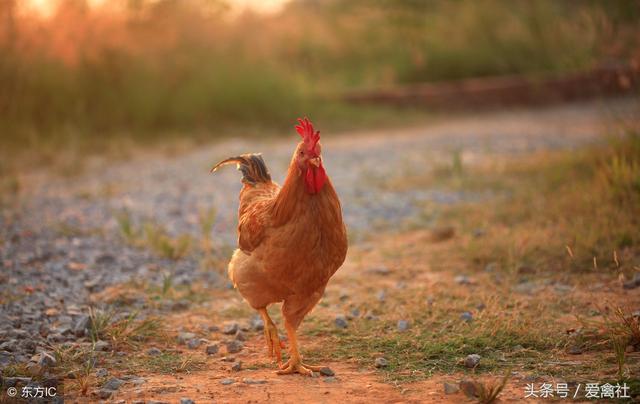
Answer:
[94, 340, 110, 351]
[374, 357, 388, 368]
[38, 352, 57, 368]
[454, 275, 472, 285]
[73, 315, 91, 337]
[339, 291, 350, 301]
[177, 332, 197, 344]
[368, 266, 390, 276]
[334, 315, 348, 329]
[222, 323, 239, 335]
[350, 308, 360, 318]
[225, 340, 243, 354]
[234, 330, 247, 341]
[476, 303, 486, 311]
[250, 316, 264, 331]
[376, 290, 386, 302]
[231, 361, 242, 371]
[187, 339, 201, 350]
[220, 378, 235, 385]
[95, 368, 108, 378]
[323, 376, 337, 383]
[221, 356, 235, 362]
[319, 367, 334, 376]
[397, 320, 410, 332]
[96, 389, 113, 399]
[103, 378, 124, 391]
[172, 300, 190, 311]
[443, 382, 460, 394]
[464, 354, 481, 368]
[205, 344, 219, 355]
[180, 398, 195, 404]
[243, 378, 267, 385]
[208, 325, 220, 332]
[147, 347, 162, 356]
[460, 312, 473, 323]
[459, 380, 479, 398]
[567, 345, 583, 355]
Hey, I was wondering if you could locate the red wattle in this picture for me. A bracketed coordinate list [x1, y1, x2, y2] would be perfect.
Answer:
[305, 164, 327, 194]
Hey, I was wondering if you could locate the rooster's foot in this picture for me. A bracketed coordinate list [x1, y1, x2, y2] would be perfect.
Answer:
[277, 358, 323, 376]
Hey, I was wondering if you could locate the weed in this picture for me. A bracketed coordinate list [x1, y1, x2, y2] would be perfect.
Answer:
[144, 222, 192, 260]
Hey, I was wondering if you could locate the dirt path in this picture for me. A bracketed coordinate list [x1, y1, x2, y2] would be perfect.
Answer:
[1, 98, 638, 403]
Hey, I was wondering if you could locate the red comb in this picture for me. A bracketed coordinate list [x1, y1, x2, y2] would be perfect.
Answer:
[295, 117, 320, 153]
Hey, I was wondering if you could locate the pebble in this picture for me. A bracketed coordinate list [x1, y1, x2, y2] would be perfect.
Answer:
[443, 382, 460, 394]
[567, 345, 583, 355]
[454, 275, 472, 285]
[180, 399, 195, 404]
[37, 352, 57, 368]
[95, 368, 108, 378]
[187, 338, 201, 350]
[147, 347, 162, 356]
[205, 344, 219, 355]
[459, 380, 479, 398]
[94, 340, 110, 351]
[97, 389, 114, 399]
[73, 315, 91, 337]
[234, 330, 247, 341]
[103, 377, 124, 391]
[460, 312, 473, 323]
[334, 315, 348, 329]
[231, 361, 242, 371]
[623, 273, 640, 289]
[374, 357, 388, 368]
[225, 340, 243, 354]
[220, 378, 235, 385]
[222, 323, 239, 335]
[243, 378, 267, 384]
[250, 316, 264, 331]
[397, 320, 410, 332]
[464, 354, 481, 368]
[376, 290, 386, 302]
[177, 332, 197, 344]
[323, 376, 337, 383]
[319, 367, 335, 376]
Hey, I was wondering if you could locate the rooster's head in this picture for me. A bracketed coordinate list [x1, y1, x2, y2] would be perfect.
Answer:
[294, 117, 326, 195]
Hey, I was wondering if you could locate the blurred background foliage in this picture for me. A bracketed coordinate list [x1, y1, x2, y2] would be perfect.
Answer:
[0, 0, 638, 155]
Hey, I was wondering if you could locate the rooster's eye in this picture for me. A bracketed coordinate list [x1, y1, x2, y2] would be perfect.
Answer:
[299, 151, 304, 156]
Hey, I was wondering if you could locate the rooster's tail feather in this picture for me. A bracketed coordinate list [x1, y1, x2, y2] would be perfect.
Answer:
[210, 153, 272, 185]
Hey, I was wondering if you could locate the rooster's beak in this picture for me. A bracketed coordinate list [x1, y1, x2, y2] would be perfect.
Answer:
[309, 157, 321, 167]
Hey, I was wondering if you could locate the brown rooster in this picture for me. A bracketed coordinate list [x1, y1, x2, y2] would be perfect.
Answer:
[211, 118, 348, 376]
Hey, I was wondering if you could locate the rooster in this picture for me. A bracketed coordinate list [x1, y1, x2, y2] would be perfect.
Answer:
[211, 118, 348, 375]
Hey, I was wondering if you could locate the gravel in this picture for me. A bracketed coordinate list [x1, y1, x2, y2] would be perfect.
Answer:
[222, 323, 239, 335]
[0, 100, 625, 365]
[319, 367, 335, 376]
[180, 399, 195, 404]
[220, 378, 235, 385]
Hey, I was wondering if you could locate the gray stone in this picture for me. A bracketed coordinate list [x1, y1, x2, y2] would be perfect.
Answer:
[335, 315, 348, 329]
[95, 368, 108, 378]
[464, 354, 481, 368]
[73, 315, 91, 337]
[623, 273, 640, 289]
[205, 344, 219, 355]
[323, 376, 337, 383]
[94, 340, 110, 351]
[443, 382, 460, 394]
[222, 323, 239, 335]
[37, 352, 57, 368]
[96, 389, 113, 399]
[0, 351, 13, 367]
[376, 290, 386, 302]
[460, 312, 473, 323]
[187, 338, 201, 350]
[234, 330, 247, 341]
[177, 332, 197, 344]
[250, 316, 264, 331]
[374, 357, 388, 368]
[103, 377, 124, 391]
[243, 378, 267, 384]
[319, 367, 334, 376]
[460, 380, 479, 398]
[147, 347, 162, 356]
[397, 320, 410, 332]
[180, 399, 195, 404]
[231, 361, 242, 371]
[220, 378, 235, 385]
[225, 340, 243, 354]
[454, 275, 472, 285]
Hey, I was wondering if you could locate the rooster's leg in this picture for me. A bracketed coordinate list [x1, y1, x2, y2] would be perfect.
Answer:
[258, 308, 282, 365]
[276, 319, 323, 376]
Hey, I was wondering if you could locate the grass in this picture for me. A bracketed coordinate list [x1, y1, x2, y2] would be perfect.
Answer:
[88, 307, 165, 351]
[120, 352, 205, 375]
